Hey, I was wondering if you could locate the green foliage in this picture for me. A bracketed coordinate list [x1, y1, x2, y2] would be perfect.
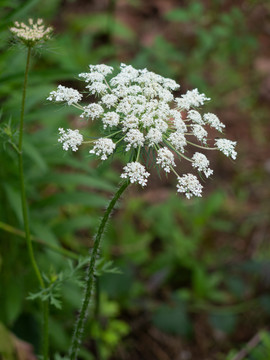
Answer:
[152, 294, 192, 336]
[226, 331, 270, 360]
[27, 257, 89, 309]
[88, 292, 130, 360]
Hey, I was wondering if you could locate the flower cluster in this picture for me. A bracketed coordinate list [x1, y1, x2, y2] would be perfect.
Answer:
[58, 128, 83, 152]
[48, 64, 237, 198]
[10, 18, 52, 47]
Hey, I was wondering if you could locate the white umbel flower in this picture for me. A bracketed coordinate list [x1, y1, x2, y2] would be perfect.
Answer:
[215, 139, 237, 160]
[162, 78, 180, 91]
[155, 119, 168, 133]
[177, 174, 203, 199]
[192, 152, 213, 178]
[58, 128, 83, 151]
[79, 71, 104, 83]
[86, 82, 108, 95]
[173, 119, 187, 133]
[192, 125, 208, 144]
[111, 64, 139, 86]
[10, 18, 52, 46]
[89, 64, 114, 76]
[175, 89, 210, 111]
[102, 112, 120, 129]
[80, 104, 104, 119]
[124, 129, 144, 151]
[47, 85, 82, 105]
[146, 128, 163, 146]
[203, 113, 225, 132]
[159, 89, 174, 102]
[156, 147, 176, 173]
[101, 94, 118, 108]
[89, 138, 115, 160]
[188, 110, 204, 125]
[168, 131, 187, 152]
[50, 63, 237, 195]
[122, 115, 139, 131]
[121, 162, 150, 186]
[141, 114, 154, 128]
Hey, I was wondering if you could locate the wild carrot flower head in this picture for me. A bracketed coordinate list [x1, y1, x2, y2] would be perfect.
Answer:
[48, 63, 237, 198]
[10, 18, 52, 47]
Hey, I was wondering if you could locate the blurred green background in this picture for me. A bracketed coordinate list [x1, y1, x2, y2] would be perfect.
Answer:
[1, 0, 270, 359]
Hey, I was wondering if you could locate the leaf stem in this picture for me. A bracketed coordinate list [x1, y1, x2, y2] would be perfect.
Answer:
[69, 180, 129, 360]
[18, 47, 49, 360]
[0, 221, 79, 260]
[186, 140, 218, 151]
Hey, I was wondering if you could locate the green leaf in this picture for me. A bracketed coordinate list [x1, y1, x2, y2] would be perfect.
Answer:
[0, 0, 40, 31]
[3, 184, 22, 224]
[152, 301, 191, 336]
[164, 3, 203, 22]
[209, 313, 237, 334]
[23, 138, 48, 172]
[42, 172, 115, 191]
[39, 191, 108, 208]
[4, 281, 24, 325]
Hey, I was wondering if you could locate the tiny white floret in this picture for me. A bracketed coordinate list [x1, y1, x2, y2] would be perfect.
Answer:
[58, 128, 83, 151]
[102, 112, 120, 129]
[47, 85, 82, 106]
[80, 104, 104, 119]
[177, 174, 203, 199]
[124, 129, 144, 151]
[175, 89, 210, 111]
[168, 131, 187, 153]
[146, 128, 163, 146]
[89, 138, 115, 160]
[215, 138, 237, 160]
[203, 113, 225, 132]
[192, 152, 213, 178]
[156, 147, 176, 173]
[121, 162, 150, 187]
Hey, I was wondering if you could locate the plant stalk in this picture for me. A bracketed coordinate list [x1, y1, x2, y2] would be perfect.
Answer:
[18, 47, 49, 360]
[69, 180, 129, 360]
[0, 221, 80, 260]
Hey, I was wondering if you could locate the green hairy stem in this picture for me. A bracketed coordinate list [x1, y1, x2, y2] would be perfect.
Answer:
[69, 180, 129, 360]
[18, 47, 49, 360]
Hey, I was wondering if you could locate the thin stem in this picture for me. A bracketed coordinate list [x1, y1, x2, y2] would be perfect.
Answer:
[115, 134, 126, 145]
[83, 130, 123, 144]
[136, 146, 141, 161]
[72, 103, 84, 111]
[104, 77, 113, 92]
[186, 140, 218, 151]
[0, 221, 79, 260]
[8, 140, 21, 155]
[164, 139, 192, 163]
[18, 47, 49, 360]
[94, 278, 102, 360]
[69, 180, 129, 360]
[170, 166, 180, 178]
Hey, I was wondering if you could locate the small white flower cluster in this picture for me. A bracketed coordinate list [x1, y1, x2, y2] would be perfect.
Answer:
[177, 174, 203, 199]
[121, 162, 150, 187]
[89, 138, 115, 160]
[47, 85, 82, 106]
[48, 64, 237, 199]
[10, 19, 52, 46]
[192, 152, 213, 178]
[215, 138, 237, 160]
[58, 128, 83, 151]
